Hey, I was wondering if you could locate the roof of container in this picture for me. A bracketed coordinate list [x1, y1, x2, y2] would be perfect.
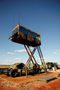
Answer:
[12, 24, 40, 36]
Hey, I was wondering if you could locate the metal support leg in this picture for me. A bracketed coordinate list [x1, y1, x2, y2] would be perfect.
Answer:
[25, 46, 36, 67]
[24, 45, 39, 67]
[24, 45, 38, 76]
[37, 46, 47, 72]
[24, 45, 34, 66]
[27, 46, 39, 68]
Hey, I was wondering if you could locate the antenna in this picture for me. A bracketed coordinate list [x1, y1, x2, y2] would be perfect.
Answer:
[8, 24, 12, 39]
[9, 24, 14, 33]
[18, 15, 20, 25]
[12, 14, 16, 28]
[9, 24, 12, 33]
[38, 25, 41, 34]
[12, 24, 14, 29]
[37, 25, 41, 44]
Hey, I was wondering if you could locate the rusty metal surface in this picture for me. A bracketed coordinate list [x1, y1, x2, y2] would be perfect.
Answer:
[10, 34, 41, 47]
[38, 76, 57, 82]
[10, 25, 41, 47]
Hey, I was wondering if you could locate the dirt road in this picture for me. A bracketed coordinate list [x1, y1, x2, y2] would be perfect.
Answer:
[0, 70, 60, 90]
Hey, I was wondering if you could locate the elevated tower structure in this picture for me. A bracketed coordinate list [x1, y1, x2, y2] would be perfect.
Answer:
[10, 24, 46, 72]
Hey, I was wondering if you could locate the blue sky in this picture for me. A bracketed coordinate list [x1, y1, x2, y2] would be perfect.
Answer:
[0, 0, 60, 65]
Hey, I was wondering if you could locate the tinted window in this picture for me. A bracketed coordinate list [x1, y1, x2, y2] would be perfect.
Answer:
[20, 27, 38, 38]
[12, 27, 18, 35]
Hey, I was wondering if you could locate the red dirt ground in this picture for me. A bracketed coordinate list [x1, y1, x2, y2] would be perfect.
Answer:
[36, 79, 60, 90]
[0, 70, 60, 90]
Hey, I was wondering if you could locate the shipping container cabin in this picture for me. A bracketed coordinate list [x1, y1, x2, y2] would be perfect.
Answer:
[10, 25, 41, 47]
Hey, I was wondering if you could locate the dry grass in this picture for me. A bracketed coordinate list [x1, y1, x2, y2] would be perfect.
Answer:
[0, 65, 10, 68]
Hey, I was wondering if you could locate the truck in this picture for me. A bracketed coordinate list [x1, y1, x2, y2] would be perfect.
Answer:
[7, 62, 41, 77]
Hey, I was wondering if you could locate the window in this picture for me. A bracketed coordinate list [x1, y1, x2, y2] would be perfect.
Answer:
[20, 26, 38, 38]
[36, 36, 41, 40]
[12, 28, 18, 35]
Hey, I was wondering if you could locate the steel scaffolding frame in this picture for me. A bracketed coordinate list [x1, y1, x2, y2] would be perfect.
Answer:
[24, 45, 46, 72]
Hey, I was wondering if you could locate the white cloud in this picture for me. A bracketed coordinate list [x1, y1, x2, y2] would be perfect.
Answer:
[7, 47, 34, 56]
[53, 50, 60, 55]
[37, 57, 46, 60]
[15, 58, 21, 60]
[7, 49, 26, 56]
[8, 52, 14, 55]
[0, 59, 11, 65]
[15, 49, 26, 53]
[11, 58, 22, 64]
[15, 47, 34, 53]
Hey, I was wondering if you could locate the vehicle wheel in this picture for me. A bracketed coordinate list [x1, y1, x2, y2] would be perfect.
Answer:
[11, 69, 18, 77]
[19, 69, 22, 76]
[7, 68, 12, 76]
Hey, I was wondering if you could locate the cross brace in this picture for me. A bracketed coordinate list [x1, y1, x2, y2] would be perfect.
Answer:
[24, 45, 38, 67]
[24, 45, 46, 71]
